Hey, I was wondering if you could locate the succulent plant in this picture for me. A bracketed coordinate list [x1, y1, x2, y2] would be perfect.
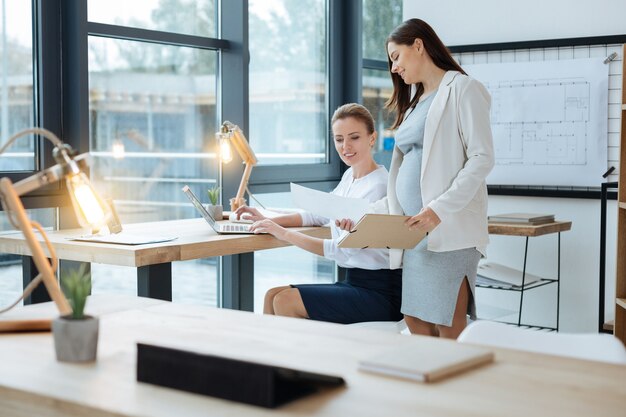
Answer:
[61, 264, 91, 319]
[207, 185, 221, 206]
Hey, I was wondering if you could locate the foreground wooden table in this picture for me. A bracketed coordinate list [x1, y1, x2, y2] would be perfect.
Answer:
[0, 296, 624, 417]
[0, 218, 329, 306]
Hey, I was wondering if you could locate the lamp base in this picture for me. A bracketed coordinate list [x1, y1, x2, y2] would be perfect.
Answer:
[229, 197, 247, 212]
[0, 319, 51, 333]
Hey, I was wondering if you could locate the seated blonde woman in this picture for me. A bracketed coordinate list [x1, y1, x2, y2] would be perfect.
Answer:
[234, 103, 401, 324]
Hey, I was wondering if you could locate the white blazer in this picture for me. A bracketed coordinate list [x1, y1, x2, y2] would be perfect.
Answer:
[372, 71, 495, 269]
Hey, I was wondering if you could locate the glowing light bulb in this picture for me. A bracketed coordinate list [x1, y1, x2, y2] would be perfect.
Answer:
[219, 137, 233, 163]
[66, 173, 109, 228]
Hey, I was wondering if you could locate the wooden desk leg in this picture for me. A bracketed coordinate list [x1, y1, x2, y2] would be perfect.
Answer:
[222, 253, 254, 312]
[22, 256, 51, 305]
[137, 263, 172, 301]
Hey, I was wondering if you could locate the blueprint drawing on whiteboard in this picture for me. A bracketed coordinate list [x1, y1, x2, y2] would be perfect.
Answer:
[465, 58, 608, 187]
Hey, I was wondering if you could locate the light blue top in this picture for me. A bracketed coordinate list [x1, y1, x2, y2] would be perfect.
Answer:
[394, 93, 435, 216]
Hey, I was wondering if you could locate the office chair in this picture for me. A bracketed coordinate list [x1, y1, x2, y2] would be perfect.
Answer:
[458, 320, 626, 364]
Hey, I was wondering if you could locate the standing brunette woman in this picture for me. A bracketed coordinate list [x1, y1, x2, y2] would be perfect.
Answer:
[375, 19, 494, 338]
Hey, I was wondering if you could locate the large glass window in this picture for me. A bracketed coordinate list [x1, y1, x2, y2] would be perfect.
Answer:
[0, 0, 34, 171]
[248, 0, 327, 165]
[88, 0, 217, 38]
[363, 68, 395, 168]
[362, 0, 402, 170]
[362, 0, 403, 61]
[87, 28, 220, 306]
[88, 37, 218, 224]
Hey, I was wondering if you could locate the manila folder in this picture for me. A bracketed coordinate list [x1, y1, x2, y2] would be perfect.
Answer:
[338, 214, 425, 249]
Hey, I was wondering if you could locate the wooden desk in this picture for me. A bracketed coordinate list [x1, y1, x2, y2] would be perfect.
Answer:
[485, 221, 572, 331]
[0, 296, 624, 417]
[0, 218, 329, 308]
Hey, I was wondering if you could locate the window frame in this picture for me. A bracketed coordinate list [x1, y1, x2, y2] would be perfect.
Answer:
[248, 0, 362, 195]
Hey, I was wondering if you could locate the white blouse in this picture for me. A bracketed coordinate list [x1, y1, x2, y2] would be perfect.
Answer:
[300, 165, 390, 270]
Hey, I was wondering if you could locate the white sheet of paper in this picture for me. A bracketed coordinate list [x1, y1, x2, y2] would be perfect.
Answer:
[290, 183, 369, 221]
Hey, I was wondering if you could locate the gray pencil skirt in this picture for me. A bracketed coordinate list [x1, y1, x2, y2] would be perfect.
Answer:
[400, 239, 480, 327]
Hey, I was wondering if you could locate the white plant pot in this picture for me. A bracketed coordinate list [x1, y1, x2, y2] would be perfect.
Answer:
[52, 315, 99, 363]
[206, 204, 223, 220]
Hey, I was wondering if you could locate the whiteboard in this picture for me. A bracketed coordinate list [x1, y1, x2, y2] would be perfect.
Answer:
[404, 0, 626, 47]
[464, 58, 608, 187]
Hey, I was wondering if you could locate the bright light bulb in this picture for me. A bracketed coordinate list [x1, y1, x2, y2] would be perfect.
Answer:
[219, 137, 233, 163]
[66, 173, 108, 228]
[112, 140, 125, 159]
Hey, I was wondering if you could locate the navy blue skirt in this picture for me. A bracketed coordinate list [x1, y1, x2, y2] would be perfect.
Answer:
[291, 268, 402, 324]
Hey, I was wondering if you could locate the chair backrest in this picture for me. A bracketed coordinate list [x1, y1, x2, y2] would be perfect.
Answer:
[458, 320, 626, 365]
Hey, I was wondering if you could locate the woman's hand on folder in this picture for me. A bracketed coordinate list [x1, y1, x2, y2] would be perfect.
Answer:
[335, 218, 355, 231]
[405, 207, 440, 234]
[234, 205, 266, 222]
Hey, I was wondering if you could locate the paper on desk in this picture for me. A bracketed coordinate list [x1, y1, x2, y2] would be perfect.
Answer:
[68, 233, 178, 245]
[290, 183, 369, 221]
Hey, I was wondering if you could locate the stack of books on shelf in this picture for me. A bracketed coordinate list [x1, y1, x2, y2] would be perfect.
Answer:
[487, 213, 555, 225]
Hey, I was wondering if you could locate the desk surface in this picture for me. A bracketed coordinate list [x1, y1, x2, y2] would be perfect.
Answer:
[488, 220, 572, 237]
[0, 296, 624, 417]
[0, 218, 329, 267]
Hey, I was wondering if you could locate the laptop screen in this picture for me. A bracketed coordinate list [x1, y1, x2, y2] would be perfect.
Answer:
[182, 186, 217, 228]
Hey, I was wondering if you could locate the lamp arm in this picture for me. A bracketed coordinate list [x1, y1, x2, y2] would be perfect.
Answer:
[11, 153, 89, 197]
[12, 164, 64, 196]
[0, 127, 64, 156]
[0, 177, 72, 316]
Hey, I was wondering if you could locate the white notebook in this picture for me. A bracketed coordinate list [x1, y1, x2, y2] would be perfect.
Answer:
[359, 342, 494, 383]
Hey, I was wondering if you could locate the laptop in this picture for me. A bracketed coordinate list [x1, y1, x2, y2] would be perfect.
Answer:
[182, 185, 255, 234]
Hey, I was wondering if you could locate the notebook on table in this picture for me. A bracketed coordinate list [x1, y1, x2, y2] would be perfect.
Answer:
[182, 185, 255, 234]
[488, 213, 555, 225]
[359, 342, 494, 383]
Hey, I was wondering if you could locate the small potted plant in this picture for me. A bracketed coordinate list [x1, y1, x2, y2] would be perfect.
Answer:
[206, 185, 223, 220]
[52, 264, 99, 363]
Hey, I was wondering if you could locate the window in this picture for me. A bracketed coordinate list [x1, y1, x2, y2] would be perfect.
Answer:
[88, 37, 219, 224]
[362, 0, 402, 169]
[87, 0, 217, 38]
[248, 0, 327, 165]
[0, 0, 34, 171]
[86, 3, 223, 307]
[362, 0, 402, 61]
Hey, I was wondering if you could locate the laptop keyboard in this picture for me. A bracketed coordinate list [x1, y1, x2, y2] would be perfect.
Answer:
[222, 223, 253, 233]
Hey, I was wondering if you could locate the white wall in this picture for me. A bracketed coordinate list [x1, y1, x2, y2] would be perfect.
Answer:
[402, 1, 623, 332]
[403, 0, 626, 46]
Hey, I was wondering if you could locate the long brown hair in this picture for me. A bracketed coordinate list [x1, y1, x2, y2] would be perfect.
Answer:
[385, 19, 466, 129]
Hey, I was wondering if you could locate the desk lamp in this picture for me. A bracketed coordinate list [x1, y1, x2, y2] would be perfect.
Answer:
[216, 121, 257, 211]
[0, 128, 111, 331]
